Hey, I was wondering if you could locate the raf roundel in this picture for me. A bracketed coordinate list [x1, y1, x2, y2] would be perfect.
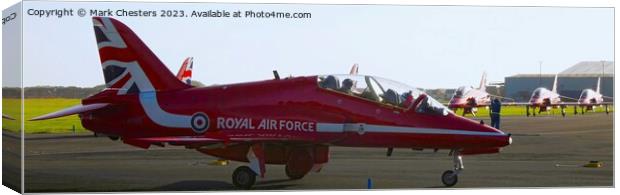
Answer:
[190, 112, 210, 133]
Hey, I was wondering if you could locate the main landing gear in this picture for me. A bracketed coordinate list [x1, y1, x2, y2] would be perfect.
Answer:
[285, 164, 307, 180]
[232, 166, 256, 190]
[441, 150, 463, 187]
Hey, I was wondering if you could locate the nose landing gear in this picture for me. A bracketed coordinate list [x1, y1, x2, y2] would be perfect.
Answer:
[441, 150, 463, 187]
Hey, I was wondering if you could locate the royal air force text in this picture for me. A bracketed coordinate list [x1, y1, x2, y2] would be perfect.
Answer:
[217, 117, 316, 132]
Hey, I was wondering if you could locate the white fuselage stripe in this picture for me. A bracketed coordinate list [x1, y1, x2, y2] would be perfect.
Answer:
[139, 92, 192, 128]
[317, 123, 505, 136]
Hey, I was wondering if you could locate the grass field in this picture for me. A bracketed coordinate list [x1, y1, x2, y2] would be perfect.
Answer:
[2, 98, 614, 134]
[2, 98, 87, 134]
[2, 98, 21, 133]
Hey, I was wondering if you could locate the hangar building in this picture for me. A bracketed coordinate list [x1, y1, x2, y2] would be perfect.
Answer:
[504, 61, 614, 101]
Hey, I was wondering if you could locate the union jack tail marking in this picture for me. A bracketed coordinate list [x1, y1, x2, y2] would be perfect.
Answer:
[93, 17, 189, 95]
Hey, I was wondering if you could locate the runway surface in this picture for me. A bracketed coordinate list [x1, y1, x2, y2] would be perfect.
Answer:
[16, 113, 614, 192]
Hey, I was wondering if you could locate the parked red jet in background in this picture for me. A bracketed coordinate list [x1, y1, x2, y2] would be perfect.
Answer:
[31, 17, 512, 189]
[577, 77, 612, 114]
[448, 73, 511, 116]
[176, 57, 193, 85]
[516, 75, 578, 117]
[448, 72, 490, 116]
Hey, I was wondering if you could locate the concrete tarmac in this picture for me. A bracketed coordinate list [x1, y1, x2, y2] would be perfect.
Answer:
[17, 113, 613, 192]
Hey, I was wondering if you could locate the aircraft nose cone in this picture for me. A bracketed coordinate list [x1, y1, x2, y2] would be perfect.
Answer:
[488, 127, 512, 147]
[463, 117, 512, 148]
[449, 98, 465, 108]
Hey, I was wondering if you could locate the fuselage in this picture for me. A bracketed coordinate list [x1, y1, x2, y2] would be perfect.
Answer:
[79, 75, 511, 150]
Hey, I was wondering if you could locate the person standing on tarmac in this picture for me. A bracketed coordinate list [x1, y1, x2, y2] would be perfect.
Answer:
[490, 98, 502, 129]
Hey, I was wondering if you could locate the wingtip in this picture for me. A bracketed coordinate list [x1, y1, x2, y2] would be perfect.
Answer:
[2, 114, 15, 120]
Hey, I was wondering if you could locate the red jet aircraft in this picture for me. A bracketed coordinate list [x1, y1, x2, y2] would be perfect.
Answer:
[32, 17, 512, 189]
[448, 72, 511, 116]
[518, 75, 578, 117]
[577, 77, 612, 114]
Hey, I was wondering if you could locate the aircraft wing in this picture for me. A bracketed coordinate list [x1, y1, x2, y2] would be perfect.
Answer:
[501, 102, 531, 106]
[488, 94, 514, 101]
[555, 102, 580, 106]
[559, 95, 579, 101]
[123, 134, 316, 149]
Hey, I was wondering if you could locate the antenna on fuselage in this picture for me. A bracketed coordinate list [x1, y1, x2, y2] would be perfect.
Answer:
[273, 70, 280, 80]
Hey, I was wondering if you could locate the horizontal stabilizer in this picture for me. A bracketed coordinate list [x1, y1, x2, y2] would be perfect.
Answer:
[30, 103, 110, 121]
[2, 114, 15, 120]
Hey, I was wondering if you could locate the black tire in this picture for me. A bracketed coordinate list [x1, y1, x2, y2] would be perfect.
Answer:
[232, 166, 256, 189]
[285, 165, 306, 180]
[441, 170, 458, 187]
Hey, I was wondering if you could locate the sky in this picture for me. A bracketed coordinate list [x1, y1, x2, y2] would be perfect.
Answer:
[7, 1, 614, 88]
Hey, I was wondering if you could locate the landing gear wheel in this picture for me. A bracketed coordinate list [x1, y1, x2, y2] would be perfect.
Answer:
[232, 166, 256, 189]
[285, 165, 306, 180]
[441, 170, 458, 187]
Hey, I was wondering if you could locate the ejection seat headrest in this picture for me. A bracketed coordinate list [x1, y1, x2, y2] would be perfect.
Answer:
[321, 75, 340, 90]
[383, 89, 401, 106]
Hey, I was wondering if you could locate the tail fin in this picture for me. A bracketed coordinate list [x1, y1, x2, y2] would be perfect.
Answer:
[176, 57, 193, 85]
[551, 74, 558, 93]
[93, 17, 188, 95]
[349, 63, 359, 75]
[478, 72, 487, 91]
[595, 77, 601, 93]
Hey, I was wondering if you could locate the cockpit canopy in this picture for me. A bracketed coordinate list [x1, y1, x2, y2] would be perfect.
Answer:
[580, 89, 595, 99]
[453, 86, 471, 98]
[532, 88, 545, 98]
[317, 74, 449, 116]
